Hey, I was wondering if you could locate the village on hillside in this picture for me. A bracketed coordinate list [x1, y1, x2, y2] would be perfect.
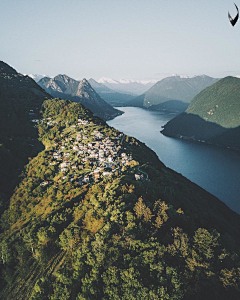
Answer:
[37, 116, 146, 188]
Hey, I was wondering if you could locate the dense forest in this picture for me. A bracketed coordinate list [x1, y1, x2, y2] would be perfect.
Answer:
[1, 96, 240, 300]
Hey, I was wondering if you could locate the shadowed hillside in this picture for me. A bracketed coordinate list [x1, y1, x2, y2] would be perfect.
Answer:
[161, 77, 240, 149]
[0, 61, 51, 212]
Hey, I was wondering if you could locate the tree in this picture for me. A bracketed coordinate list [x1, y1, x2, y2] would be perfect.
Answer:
[193, 228, 219, 260]
[0, 240, 11, 265]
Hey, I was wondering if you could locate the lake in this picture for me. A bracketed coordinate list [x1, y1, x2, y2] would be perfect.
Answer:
[107, 107, 240, 214]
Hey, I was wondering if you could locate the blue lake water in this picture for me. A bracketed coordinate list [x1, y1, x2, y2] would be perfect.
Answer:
[107, 107, 240, 214]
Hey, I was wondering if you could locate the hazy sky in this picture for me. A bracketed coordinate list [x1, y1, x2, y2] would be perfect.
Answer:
[1, 0, 240, 80]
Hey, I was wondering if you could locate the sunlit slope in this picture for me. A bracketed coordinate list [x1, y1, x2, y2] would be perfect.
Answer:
[1, 99, 240, 300]
[186, 76, 240, 128]
[38, 75, 123, 120]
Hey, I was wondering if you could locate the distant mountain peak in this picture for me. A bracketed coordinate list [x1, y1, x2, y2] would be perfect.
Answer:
[82, 78, 89, 84]
[28, 74, 50, 82]
[117, 78, 158, 85]
[128, 74, 220, 111]
[38, 75, 123, 120]
[54, 74, 72, 83]
[78, 78, 92, 88]
[98, 77, 119, 84]
[97, 77, 157, 95]
[169, 74, 194, 78]
[167, 74, 211, 79]
[98, 77, 157, 85]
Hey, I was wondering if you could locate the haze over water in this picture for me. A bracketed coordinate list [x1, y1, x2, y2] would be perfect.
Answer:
[107, 107, 240, 214]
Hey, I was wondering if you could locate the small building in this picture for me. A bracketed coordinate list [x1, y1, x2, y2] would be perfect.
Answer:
[40, 181, 49, 186]
[103, 171, 112, 177]
[108, 155, 114, 162]
[135, 173, 144, 181]
[94, 173, 100, 181]
[83, 176, 90, 183]
[60, 162, 69, 172]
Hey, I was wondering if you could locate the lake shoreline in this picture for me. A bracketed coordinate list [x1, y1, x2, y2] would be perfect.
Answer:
[108, 107, 240, 214]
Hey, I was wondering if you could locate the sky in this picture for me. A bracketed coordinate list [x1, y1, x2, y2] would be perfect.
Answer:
[1, 0, 240, 81]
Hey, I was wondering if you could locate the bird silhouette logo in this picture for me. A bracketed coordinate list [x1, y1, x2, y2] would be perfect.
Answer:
[228, 3, 239, 26]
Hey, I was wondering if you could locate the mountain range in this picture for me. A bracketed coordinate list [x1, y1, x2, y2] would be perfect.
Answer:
[1, 62, 240, 299]
[161, 76, 240, 149]
[128, 75, 219, 113]
[32, 74, 220, 114]
[28, 74, 49, 82]
[2, 68, 240, 299]
[97, 77, 157, 95]
[38, 75, 123, 121]
[88, 78, 135, 106]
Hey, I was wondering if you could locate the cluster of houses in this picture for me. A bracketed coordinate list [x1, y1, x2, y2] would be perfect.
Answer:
[40, 117, 136, 187]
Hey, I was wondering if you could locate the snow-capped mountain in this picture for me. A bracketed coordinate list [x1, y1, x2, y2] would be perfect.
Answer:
[88, 78, 135, 106]
[97, 77, 157, 95]
[98, 77, 119, 84]
[169, 74, 211, 79]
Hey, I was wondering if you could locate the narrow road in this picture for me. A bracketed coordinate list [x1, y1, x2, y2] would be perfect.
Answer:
[120, 134, 126, 144]
[137, 166, 149, 181]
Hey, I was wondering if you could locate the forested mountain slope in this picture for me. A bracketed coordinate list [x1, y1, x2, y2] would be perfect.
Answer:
[161, 76, 240, 149]
[0, 61, 51, 212]
[1, 98, 240, 300]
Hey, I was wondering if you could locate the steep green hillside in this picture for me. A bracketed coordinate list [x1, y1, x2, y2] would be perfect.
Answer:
[186, 76, 240, 128]
[1, 99, 240, 300]
[38, 75, 123, 121]
[161, 76, 240, 149]
[0, 61, 51, 211]
[128, 75, 219, 113]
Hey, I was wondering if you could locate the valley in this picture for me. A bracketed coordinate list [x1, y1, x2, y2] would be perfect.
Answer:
[1, 62, 240, 300]
[108, 107, 240, 214]
[2, 1, 240, 299]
